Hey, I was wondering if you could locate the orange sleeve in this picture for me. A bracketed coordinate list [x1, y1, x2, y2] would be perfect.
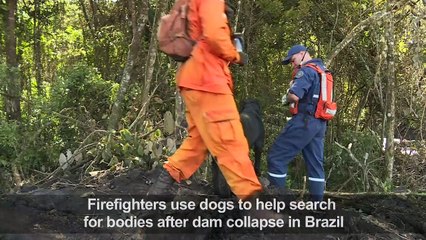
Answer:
[199, 0, 239, 62]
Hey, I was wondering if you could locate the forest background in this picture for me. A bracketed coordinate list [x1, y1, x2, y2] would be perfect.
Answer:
[0, 0, 425, 194]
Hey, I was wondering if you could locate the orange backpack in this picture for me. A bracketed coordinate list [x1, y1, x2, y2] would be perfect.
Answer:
[289, 64, 337, 121]
[157, 0, 195, 62]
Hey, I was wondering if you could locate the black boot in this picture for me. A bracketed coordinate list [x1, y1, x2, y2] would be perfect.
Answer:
[147, 168, 175, 196]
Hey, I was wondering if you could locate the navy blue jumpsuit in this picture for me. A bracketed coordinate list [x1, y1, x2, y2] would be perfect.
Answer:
[267, 58, 327, 201]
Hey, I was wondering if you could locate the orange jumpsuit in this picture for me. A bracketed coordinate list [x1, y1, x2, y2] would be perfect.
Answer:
[163, 0, 262, 200]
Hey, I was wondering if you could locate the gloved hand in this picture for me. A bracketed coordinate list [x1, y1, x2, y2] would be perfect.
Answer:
[282, 87, 291, 105]
[282, 93, 289, 105]
[233, 35, 244, 51]
[235, 52, 248, 66]
[234, 37, 243, 52]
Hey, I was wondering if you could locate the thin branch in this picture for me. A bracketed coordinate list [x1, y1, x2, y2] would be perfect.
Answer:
[325, 10, 389, 66]
[34, 130, 107, 185]
[337, 169, 360, 192]
[326, 0, 412, 67]
[234, 0, 242, 32]
[328, 4, 339, 53]
[334, 142, 364, 169]
[129, 84, 160, 130]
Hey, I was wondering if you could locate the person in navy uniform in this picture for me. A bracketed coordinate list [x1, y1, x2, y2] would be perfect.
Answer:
[267, 44, 328, 201]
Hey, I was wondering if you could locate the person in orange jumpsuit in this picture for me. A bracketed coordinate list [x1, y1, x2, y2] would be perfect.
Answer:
[148, 0, 262, 200]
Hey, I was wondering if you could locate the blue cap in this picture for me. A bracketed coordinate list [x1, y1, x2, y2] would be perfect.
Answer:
[281, 45, 307, 65]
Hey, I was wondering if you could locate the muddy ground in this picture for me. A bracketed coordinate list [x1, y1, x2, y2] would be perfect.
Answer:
[0, 168, 425, 240]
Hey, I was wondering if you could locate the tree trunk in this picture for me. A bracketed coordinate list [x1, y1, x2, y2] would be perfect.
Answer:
[78, 0, 96, 38]
[412, 3, 425, 140]
[128, 0, 168, 131]
[5, 0, 22, 188]
[139, 1, 166, 119]
[373, 35, 386, 112]
[5, 0, 21, 121]
[108, 0, 148, 130]
[88, 0, 99, 31]
[33, 0, 43, 95]
[0, 1, 4, 56]
[383, 4, 396, 184]
[175, 80, 187, 147]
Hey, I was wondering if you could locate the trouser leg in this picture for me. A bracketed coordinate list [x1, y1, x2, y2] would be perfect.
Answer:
[166, 89, 261, 200]
[149, 109, 207, 196]
[267, 115, 309, 189]
[302, 133, 326, 201]
[268, 115, 326, 193]
[164, 110, 208, 182]
[267, 128, 299, 188]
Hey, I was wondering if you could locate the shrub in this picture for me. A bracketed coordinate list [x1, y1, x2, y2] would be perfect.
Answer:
[325, 129, 384, 192]
[50, 63, 117, 150]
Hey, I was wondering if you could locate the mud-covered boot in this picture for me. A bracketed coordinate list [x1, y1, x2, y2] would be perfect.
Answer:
[147, 168, 175, 196]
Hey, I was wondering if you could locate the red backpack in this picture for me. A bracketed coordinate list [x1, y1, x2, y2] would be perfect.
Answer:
[289, 64, 337, 121]
[157, 0, 195, 62]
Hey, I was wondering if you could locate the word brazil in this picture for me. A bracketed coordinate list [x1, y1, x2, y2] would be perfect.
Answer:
[305, 216, 344, 228]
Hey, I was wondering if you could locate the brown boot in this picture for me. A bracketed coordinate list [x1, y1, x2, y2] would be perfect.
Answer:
[147, 168, 175, 196]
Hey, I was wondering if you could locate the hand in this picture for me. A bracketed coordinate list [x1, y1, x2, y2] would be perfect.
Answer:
[233, 35, 245, 50]
[282, 87, 291, 105]
[235, 52, 248, 66]
[282, 93, 289, 105]
[234, 37, 243, 52]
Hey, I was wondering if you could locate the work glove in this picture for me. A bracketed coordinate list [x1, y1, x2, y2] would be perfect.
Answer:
[233, 35, 244, 50]
[235, 52, 248, 66]
[234, 37, 243, 52]
[282, 93, 289, 105]
[282, 87, 291, 105]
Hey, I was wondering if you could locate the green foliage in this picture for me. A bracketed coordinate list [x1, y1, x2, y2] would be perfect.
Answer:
[97, 130, 149, 169]
[0, 63, 6, 92]
[78, 0, 130, 82]
[0, 120, 18, 167]
[50, 63, 117, 150]
[0, 62, 118, 180]
[0, 112, 60, 176]
[16, 114, 61, 172]
[87, 127, 174, 172]
[0, 65, 60, 176]
[325, 129, 384, 192]
[52, 63, 115, 120]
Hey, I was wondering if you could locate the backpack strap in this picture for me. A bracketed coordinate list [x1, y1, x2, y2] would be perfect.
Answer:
[303, 63, 323, 116]
[183, 0, 196, 45]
